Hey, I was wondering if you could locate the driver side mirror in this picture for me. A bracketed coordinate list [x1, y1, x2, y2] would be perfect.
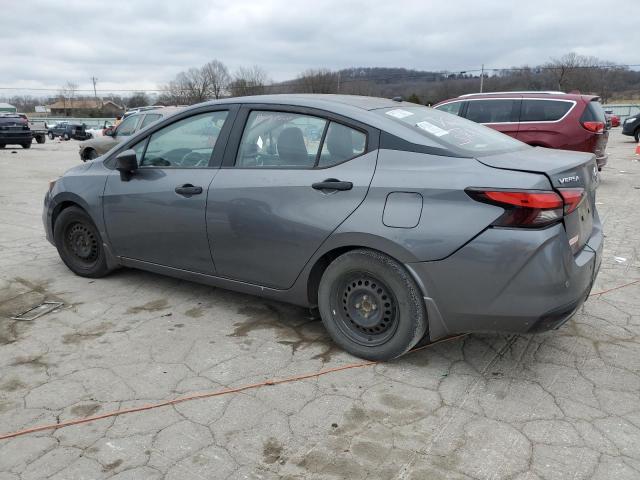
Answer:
[115, 149, 138, 181]
[104, 127, 115, 137]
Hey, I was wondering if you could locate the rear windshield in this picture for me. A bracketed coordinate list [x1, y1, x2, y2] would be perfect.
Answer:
[378, 106, 528, 156]
[0, 116, 26, 125]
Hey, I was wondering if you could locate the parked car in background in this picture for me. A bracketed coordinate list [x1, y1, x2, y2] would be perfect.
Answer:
[48, 122, 92, 141]
[0, 114, 32, 148]
[85, 120, 114, 139]
[78, 107, 181, 161]
[434, 91, 610, 170]
[45, 95, 602, 361]
[27, 118, 48, 144]
[604, 110, 620, 128]
[622, 114, 640, 141]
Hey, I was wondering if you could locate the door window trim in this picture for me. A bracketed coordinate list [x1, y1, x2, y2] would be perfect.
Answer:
[223, 104, 378, 170]
[104, 104, 240, 170]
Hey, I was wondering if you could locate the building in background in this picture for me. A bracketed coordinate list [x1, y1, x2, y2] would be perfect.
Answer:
[0, 102, 17, 113]
[46, 99, 123, 117]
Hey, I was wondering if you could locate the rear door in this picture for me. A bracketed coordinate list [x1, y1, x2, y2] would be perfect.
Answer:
[464, 98, 520, 138]
[207, 106, 379, 289]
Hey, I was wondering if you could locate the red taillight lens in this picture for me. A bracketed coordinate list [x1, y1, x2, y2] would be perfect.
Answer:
[582, 121, 604, 133]
[467, 190, 564, 228]
[558, 188, 585, 214]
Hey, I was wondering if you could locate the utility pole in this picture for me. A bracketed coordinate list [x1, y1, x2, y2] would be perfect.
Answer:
[91, 76, 100, 107]
[479, 64, 484, 93]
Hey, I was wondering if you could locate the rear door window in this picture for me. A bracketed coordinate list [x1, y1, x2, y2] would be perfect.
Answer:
[317, 122, 366, 167]
[521, 100, 573, 122]
[465, 100, 518, 124]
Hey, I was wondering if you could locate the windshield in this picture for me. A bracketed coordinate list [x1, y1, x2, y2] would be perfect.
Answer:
[377, 106, 529, 156]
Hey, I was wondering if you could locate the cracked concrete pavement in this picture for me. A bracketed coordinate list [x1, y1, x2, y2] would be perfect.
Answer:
[0, 131, 639, 479]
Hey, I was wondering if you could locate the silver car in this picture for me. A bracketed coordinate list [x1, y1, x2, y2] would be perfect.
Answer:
[43, 95, 602, 360]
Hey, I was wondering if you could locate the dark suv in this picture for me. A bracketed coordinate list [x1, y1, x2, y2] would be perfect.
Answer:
[434, 92, 609, 170]
[0, 114, 32, 149]
[622, 114, 640, 141]
[48, 122, 91, 141]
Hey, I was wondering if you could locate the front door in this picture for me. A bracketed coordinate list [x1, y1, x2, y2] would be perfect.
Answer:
[207, 108, 378, 289]
[103, 109, 232, 274]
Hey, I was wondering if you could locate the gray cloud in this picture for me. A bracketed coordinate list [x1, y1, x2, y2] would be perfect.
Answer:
[2, 0, 638, 94]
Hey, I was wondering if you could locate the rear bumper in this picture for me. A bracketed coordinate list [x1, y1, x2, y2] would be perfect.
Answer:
[0, 133, 32, 144]
[407, 217, 603, 341]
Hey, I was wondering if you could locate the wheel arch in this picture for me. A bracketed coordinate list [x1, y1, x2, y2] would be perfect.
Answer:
[304, 233, 421, 306]
[50, 193, 93, 233]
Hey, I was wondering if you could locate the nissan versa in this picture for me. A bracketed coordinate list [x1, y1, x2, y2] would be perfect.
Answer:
[43, 95, 603, 361]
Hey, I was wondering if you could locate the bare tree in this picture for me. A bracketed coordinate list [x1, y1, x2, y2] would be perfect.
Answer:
[229, 66, 269, 97]
[201, 60, 231, 99]
[295, 69, 339, 93]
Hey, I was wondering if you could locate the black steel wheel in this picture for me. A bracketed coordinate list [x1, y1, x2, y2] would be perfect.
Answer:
[53, 206, 111, 278]
[318, 249, 427, 361]
[332, 273, 399, 347]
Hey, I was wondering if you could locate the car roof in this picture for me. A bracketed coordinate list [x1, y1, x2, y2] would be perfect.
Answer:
[201, 94, 414, 112]
[439, 92, 598, 103]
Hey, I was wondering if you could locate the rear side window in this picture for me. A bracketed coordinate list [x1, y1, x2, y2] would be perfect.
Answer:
[520, 100, 573, 122]
[465, 100, 518, 123]
[580, 100, 606, 123]
[435, 102, 464, 116]
[115, 115, 140, 136]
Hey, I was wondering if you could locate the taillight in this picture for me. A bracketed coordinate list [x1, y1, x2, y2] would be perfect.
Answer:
[582, 121, 604, 133]
[558, 188, 585, 214]
[467, 189, 564, 228]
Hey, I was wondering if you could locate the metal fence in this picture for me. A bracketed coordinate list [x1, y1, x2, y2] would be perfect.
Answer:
[603, 104, 640, 122]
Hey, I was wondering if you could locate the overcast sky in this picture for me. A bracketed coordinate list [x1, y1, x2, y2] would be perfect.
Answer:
[2, 0, 637, 95]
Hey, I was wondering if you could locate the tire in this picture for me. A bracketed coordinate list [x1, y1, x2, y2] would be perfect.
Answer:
[634, 129, 639, 143]
[0, 144, 5, 149]
[22, 143, 31, 149]
[48, 132, 54, 140]
[317, 249, 427, 361]
[53, 206, 111, 278]
[84, 149, 98, 161]
[63, 133, 70, 141]
[36, 135, 45, 144]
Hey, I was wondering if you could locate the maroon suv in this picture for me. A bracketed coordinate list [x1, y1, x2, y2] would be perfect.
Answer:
[434, 92, 609, 170]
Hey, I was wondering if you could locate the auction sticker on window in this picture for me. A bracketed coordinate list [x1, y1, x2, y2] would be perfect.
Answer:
[385, 109, 414, 119]
[416, 121, 449, 137]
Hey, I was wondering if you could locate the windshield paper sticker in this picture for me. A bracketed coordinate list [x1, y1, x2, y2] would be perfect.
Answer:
[385, 109, 414, 119]
[416, 121, 449, 137]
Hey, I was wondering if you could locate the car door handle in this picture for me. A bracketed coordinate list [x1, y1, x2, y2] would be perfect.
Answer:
[312, 179, 353, 191]
[175, 184, 203, 196]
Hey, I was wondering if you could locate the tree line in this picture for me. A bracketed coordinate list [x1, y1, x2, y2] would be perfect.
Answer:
[2, 52, 639, 113]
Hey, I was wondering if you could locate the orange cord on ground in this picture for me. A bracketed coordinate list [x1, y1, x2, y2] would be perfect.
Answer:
[2, 277, 638, 442]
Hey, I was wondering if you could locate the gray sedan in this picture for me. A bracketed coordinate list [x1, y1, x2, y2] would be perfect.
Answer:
[43, 94, 602, 360]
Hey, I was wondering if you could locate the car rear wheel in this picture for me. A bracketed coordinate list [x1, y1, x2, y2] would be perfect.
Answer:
[22, 142, 31, 149]
[84, 149, 98, 161]
[63, 133, 70, 141]
[53, 206, 111, 278]
[0, 144, 5, 149]
[36, 135, 45, 144]
[634, 128, 639, 142]
[318, 249, 427, 361]
[48, 132, 54, 140]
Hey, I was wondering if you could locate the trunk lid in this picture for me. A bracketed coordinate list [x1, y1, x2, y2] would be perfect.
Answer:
[476, 146, 599, 253]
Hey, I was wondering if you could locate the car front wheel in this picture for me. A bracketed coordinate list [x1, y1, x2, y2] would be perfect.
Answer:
[63, 133, 70, 141]
[48, 132, 54, 140]
[318, 249, 427, 361]
[53, 206, 111, 278]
